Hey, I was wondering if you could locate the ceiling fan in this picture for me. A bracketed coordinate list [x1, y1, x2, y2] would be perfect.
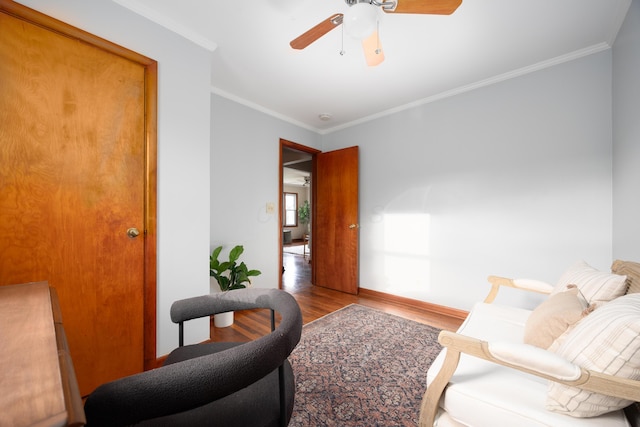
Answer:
[290, 0, 462, 67]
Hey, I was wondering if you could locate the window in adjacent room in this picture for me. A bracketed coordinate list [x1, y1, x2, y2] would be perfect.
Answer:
[284, 192, 298, 227]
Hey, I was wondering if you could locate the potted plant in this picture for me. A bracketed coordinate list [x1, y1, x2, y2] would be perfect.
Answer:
[209, 245, 262, 327]
[298, 200, 311, 255]
[298, 199, 311, 232]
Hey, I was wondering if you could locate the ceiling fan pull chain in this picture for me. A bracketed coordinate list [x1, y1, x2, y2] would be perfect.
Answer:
[375, 20, 381, 54]
[340, 23, 346, 56]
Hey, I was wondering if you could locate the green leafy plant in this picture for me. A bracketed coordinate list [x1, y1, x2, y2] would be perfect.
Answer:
[298, 200, 310, 226]
[210, 245, 261, 291]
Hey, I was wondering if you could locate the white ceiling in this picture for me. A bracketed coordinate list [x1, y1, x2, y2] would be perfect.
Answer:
[282, 147, 312, 186]
[114, 0, 631, 133]
[283, 167, 311, 187]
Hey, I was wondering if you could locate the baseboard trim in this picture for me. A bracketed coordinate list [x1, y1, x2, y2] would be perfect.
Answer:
[359, 288, 469, 321]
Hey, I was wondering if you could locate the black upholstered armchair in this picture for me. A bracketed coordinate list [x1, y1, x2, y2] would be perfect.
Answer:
[84, 288, 303, 427]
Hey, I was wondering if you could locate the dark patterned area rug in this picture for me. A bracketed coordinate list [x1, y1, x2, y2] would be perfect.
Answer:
[288, 304, 443, 427]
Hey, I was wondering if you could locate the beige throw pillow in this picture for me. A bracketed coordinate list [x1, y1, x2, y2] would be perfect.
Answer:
[524, 287, 588, 349]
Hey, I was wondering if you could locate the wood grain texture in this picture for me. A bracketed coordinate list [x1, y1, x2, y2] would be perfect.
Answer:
[0, 1, 158, 396]
[0, 282, 85, 427]
[143, 61, 159, 372]
[385, 0, 462, 15]
[290, 14, 343, 50]
[314, 146, 359, 294]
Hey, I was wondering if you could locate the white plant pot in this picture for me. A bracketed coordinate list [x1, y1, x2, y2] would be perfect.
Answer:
[210, 277, 234, 328]
[214, 311, 234, 328]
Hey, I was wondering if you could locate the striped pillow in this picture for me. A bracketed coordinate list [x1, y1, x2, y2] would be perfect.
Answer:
[546, 293, 640, 417]
[552, 260, 627, 305]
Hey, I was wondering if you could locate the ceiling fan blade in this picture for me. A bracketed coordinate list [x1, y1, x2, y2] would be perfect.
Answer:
[362, 30, 384, 67]
[290, 13, 344, 50]
[383, 0, 462, 15]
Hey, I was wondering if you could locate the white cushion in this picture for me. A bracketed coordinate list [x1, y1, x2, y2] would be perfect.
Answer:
[547, 293, 640, 417]
[433, 410, 465, 427]
[552, 260, 627, 305]
[453, 302, 530, 342]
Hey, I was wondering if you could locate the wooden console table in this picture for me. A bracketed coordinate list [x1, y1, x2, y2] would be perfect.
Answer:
[0, 282, 85, 426]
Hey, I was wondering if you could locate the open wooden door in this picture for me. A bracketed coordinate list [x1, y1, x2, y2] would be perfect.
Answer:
[0, 1, 157, 396]
[313, 146, 359, 294]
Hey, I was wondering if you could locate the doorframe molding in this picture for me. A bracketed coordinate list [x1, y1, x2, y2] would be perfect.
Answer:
[1, 0, 159, 371]
[279, 139, 320, 289]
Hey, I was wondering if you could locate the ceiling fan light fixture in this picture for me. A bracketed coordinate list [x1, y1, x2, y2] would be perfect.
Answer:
[344, 3, 378, 40]
[362, 30, 384, 67]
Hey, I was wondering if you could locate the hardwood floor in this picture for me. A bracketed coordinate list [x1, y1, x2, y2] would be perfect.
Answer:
[209, 251, 465, 342]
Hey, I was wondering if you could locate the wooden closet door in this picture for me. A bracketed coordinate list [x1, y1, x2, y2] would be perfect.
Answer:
[313, 146, 360, 294]
[0, 2, 156, 396]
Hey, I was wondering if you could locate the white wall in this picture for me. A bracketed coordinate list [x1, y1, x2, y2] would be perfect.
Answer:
[16, 0, 213, 353]
[322, 52, 614, 311]
[210, 94, 320, 290]
[613, 0, 640, 261]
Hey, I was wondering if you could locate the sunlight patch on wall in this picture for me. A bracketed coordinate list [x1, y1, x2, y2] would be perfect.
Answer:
[382, 213, 431, 294]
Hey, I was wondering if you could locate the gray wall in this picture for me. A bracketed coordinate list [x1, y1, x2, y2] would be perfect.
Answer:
[16, 0, 213, 352]
[613, 0, 640, 261]
[322, 52, 614, 310]
[210, 95, 320, 290]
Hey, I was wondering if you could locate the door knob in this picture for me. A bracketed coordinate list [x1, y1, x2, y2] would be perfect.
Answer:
[127, 227, 140, 238]
[348, 224, 359, 229]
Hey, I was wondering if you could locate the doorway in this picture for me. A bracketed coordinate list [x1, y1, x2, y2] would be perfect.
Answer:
[279, 140, 360, 294]
[279, 140, 319, 289]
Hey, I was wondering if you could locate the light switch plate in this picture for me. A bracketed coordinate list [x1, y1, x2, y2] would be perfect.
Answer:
[266, 202, 275, 214]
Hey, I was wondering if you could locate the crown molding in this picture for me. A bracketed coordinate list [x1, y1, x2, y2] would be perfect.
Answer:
[321, 43, 611, 134]
[111, 0, 217, 52]
[210, 86, 323, 134]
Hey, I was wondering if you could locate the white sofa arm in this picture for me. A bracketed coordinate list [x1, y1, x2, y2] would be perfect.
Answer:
[484, 275, 554, 303]
[488, 342, 580, 381]
[419, 331, 640, 427]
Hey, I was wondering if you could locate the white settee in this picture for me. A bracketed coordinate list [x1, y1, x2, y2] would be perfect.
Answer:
[420, 260, 640, 427]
